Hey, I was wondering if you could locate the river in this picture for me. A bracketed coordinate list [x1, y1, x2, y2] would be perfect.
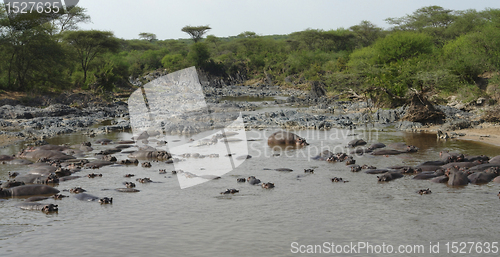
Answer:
[1, 126, 500, 256]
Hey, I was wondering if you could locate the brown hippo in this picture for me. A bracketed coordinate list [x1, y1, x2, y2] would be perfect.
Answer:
[0, 184, 60, 197]
[99, 197, 113, 204]
[128, 150, 172, 160]
[388, 143, 419, 152]
[220, 188, 239, 194]
[261, 182, 275, 189]
[367, 143, 386, 150]
[440, 151, 465, 163]
[489, 155, 500, 164]
[370, 149, 406, 156]
[20, 149, 74, 162]
[0, 155, 15, 161]
[447, 169, 469, 186]
[17, 202, 58, 213]
[267, 131, 308, 146]
[14, 174, 59, 185]
[347, 139, 366, 148]
[377, 172, 404, 182]
[417, 188, 432, 195]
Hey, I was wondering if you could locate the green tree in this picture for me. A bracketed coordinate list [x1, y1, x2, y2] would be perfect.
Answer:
[50, 6, 91, 35]
[63, 30, 120, 84]
[205, 35, 220, 53]
[188, 42, 210, 67]
[181, 25, 211, 43]
[349, 20, 383, 47]
[372, 31, 434, 64]
[138, 32, 157, 42]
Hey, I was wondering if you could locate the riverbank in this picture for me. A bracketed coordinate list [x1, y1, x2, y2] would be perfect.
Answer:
[1, 82, 499, 148]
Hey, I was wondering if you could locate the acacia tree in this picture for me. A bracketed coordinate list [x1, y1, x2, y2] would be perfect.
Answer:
[139, 32, 157, 42]
[181, 25, 211, 43]
[63, 30, 120, 84]
[51, 6, 91, 36]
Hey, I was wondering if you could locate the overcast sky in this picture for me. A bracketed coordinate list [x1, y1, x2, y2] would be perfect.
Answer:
[77, 0, 500, 40]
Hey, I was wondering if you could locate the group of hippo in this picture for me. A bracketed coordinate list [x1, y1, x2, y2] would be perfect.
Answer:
[0, 137, 178, 213]
[2, 130, 500, 214]
[266, 131, 500, 196]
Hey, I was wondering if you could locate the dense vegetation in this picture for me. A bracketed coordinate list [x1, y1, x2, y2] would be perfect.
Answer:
[1, 5, 500, 106]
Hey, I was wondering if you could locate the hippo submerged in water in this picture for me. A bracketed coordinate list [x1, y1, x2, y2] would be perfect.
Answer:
[0, 184, 60, 198]
[267, 131, 308, 146]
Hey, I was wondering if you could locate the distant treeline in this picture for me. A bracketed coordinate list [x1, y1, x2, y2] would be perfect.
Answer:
[1, 5, 500, 105]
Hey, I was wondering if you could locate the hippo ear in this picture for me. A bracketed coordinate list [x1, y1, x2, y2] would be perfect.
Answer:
[376, 176, 380, 178]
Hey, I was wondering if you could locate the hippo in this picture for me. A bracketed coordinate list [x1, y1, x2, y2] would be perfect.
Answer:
[304, 169, 314, 174]
[494, 176, 500, 183]
[69, 187, 86, 193]
[418, 160, 446, 166]
[417, 188, 432, 195]
[345, 157, 356, 165]
[119, 159, 139, 165]
[468, 163, 500, 172]
[123, 182, 136, 188]
[37, 145, 69, 151]
[367, 143, 386, 150]
[220, 188, 239, 194]
[136, 178, 153, 183]
[5, 159, 33, 165]
[350, 165, 361, 172]
[141, 162, 152, 168]
[19, 149, 74, 162]
[489, 155, 500, 164]
[14, 174, 59, 184]
[74, 192, 99, 201]
[99, 197, 113, 204]
[267, 131, 308, 146]
[1, 180, 26, 188]
[128, 150, 172, 160]
[8, 172, 19, 178]
[349, 148, 372, 155]
[159, 169, 167, 174]
[236, 178, 246, 182]
[95, 154, 117, 162]
[447, 169, 470, 186]
[347, 139, 367, 148]
[311, 150, 333, 161]
[0, 155, 15, 161]
[84, 161, 114, 169]
[87, 173, 102, 178]
[273, 168, 293, 172]
[377, 172, 404, 182]
[97, 148, 122, 155]
[413, 170, 445, 180]
[467, 168, 499, 184]
[370, 149, 406, 156]
[440, 151, 465, 163]
[114, 188, 140, 192]
[430, 175, 449, 183]
[247, 176, 261, 185]
[17, 202, 58, 213]
[124, 174, 135, 177]
[51, 193, 68, 199]
[441, 161, 481, 170]
[261, 182, 275, 189]
[361, 164, 376, 169]
[0, 184, 60, 197]
[331, 177, 348, 183]
[28, 165, 58, 176]
[365, 169, 390, 174]
[464, 155, 489, 163]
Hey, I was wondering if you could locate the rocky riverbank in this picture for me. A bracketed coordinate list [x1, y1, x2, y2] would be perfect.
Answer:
[1, 80, 499, 148]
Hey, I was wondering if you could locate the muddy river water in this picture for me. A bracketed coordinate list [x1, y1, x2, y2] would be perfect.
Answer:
[1, 126, 500, 256]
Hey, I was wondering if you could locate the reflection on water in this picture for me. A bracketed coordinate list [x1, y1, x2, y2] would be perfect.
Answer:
[220, 96, 277, 102]
[1, 128, 500, 256]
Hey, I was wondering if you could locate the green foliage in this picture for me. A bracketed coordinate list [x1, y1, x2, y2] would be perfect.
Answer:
[188, 42, 210, 68]
[161, 53, 189, 72]
[181, 25, 211, 43]
[372, 32, 434, 64]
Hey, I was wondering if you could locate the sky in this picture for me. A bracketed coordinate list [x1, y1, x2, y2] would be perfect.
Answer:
[77, 0, 500, 40]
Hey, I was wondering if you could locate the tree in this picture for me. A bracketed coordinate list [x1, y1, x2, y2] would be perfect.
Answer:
[181, 25, 211, 43]
[51, 6, 91, 35]
[188, 42, 210, 67]
[63, 30, 120, 84]
[205, 35, 220, 53]
[349, 20, 383, 47]
[138, 32, 157, 42]
[385, 6, 455, 31]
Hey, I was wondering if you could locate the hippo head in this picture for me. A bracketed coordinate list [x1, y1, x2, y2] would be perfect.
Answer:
[46, 174, 59, 184]
[406, 145, 419, 153]
[99, 197, 113, 204]
[296, 137, 309, 146]
[41, 204, 58, 213]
